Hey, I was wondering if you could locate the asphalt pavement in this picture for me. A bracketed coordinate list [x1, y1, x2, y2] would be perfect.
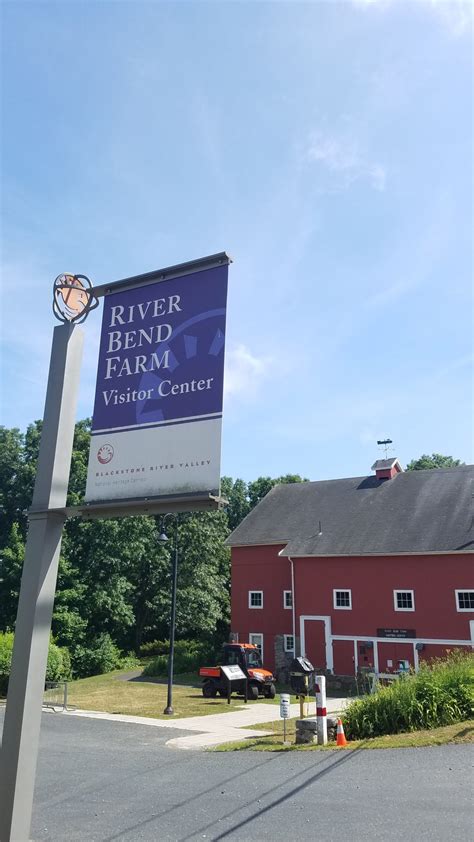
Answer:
[1, 709, 472, 841]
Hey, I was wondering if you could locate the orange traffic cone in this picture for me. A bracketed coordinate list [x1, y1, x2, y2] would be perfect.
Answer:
[336, 718, 348, 747]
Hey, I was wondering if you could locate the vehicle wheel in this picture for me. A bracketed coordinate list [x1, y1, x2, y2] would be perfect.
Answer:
[248, 684, 259, 701]
[202, 680, 217, 698]
[217, 689, 228, 698]
[265, 683, 276, 699]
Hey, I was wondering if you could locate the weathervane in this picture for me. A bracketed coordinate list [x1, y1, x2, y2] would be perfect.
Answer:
[52, 273, 99, 324]
[377, 438, 393, 458]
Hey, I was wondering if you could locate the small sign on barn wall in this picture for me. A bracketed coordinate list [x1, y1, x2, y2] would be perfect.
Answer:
[377, 628, 416, 639]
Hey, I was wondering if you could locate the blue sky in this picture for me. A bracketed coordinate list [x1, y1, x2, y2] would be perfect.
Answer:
[1, 0, 472, 482]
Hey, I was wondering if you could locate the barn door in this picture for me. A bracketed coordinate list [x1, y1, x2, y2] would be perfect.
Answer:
[300, 616, 333, 672]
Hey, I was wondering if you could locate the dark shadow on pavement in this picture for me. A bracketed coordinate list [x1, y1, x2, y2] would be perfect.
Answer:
[103, 753, 284, 841]
[104, 746, 362, 842]
[207, 747, 362, 842]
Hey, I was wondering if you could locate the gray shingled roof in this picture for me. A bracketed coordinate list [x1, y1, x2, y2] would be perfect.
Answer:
[371, 458, 401, 470]
[226, 466, 474, 555]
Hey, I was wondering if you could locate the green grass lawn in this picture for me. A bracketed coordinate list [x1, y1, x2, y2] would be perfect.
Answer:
[62, 670, 280, 719]
[49, 670, 350, 719]
[0, 668, 349, 720]
[212, 717, 474, 751]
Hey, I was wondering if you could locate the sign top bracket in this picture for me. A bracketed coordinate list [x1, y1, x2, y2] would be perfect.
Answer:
[91, 251, 233, 300]
[29, 492, 228, 521]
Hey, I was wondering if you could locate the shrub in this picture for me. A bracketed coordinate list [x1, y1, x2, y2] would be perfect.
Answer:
[46, 642, 72, 681]
[0, 632, 14, 674]
[343, 651, 474, 739]
[0, 632, 15, 694]
[71, 633, 122, 677]
[0, 632, 71, 694]
[143, 639, 217, 677]
[140, 640, 168, 657]
[119, 652, 142, 671]
[143, 655, 168, 676]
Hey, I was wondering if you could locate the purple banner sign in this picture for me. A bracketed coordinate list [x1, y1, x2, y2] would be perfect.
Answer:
[91, 264, 228, 433]
[85, 262, 228, 503]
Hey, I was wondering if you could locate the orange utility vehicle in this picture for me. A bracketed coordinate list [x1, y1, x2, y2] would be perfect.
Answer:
[199, 642, 276, 700]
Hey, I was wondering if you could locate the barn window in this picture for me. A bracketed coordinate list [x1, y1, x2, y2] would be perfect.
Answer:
[455, 590, 474, 611]
[249, 590, 263, 609]
[284, 634, 294, 653]
[249, 633, 263, 659]
[333, 589, 352, 610]
[283, 590, 293, 609]
[394, 590, 415, 611]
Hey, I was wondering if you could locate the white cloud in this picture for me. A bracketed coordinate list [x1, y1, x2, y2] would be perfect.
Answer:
[429, 0, 473, 37]
[369, 163, 387, 191]
[224, 344, 273, 400]
[305, 130, 387, 191]
[430, 353, 474, 382]
[351, 0, 473, 37]
[364, 187, 455, 311]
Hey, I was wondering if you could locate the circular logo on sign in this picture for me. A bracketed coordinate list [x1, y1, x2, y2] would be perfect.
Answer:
[53, 273, 99, 324]
[97, 444, 114, 464]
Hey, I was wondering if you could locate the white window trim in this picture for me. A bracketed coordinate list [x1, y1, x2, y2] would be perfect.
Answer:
[249, 633, 263, 661]
[248, 590, 263, 609]
[455, 589, 474, 612]
[394, 589, 415, 612]
[283, 634, 295, 653]
[283, 590, 292, 609]
[333, 589, 352, 610]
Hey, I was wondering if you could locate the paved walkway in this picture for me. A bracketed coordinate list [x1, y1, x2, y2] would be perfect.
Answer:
[57, 697, 349, 750]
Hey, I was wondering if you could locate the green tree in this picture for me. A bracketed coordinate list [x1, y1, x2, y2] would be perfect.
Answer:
[0, 421, 47, 545]
[0, 427, 26, 545]
[405, 453, 464, 471]
[0, 523, 25, 631]
[52, 553, 87, 650]
[67, 419, 92, 505]
[19, 421, 44, 535]
[64, 517, 139, 646]
[172, 511, 231, 642]
[221, 476, 250, 530]
[117, 516, 170, 653]
[248, 474, 308, 509]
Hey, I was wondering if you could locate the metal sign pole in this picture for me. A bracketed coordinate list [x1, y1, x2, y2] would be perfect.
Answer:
[0, 323, 84, 842]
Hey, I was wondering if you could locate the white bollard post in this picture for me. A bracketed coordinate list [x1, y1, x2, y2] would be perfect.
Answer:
[280, 693, 290, 745]
[315, 674, 328, 745]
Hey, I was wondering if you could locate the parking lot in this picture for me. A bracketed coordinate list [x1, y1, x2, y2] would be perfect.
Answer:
[1, 708, 472, 841]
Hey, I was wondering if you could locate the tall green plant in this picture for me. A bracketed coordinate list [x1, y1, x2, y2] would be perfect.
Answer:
[343, 652, 474, 739]
[0, 632, 71, 694]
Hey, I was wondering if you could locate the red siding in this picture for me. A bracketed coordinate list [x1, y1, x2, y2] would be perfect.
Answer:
[231, 545, 292, 667]
[231, 545, 473, 674]
[332, 640, 354, 675]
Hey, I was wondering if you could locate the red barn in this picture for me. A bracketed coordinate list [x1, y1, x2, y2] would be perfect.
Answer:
[226, 461, 474, 679]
